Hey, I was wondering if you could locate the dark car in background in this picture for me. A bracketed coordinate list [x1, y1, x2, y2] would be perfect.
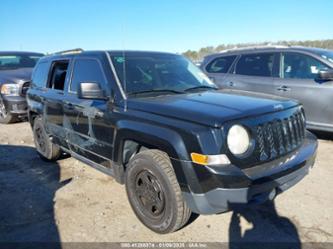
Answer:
[201, 46, 333, 133]
[0, 51, 44, 124]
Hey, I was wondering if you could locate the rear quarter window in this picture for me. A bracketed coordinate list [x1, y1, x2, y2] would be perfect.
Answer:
[31, 61, 50, 88]
[206, 55, 236, 73]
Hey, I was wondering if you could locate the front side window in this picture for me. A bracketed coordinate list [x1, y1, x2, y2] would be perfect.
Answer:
[110, 53, 216, 97]
[32, 62, 50, 88]
[0, 54, 43, 70]
[70, 59, 106, 93]
[281, 53, 328, 79]
[235, 53, 275, 77]
[206, 55, 236, 73]
[313, 50, 333, 64]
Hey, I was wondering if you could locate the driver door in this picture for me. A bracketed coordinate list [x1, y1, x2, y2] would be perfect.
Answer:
[274, 52, 333, 131]
[63, 58, 115, 168]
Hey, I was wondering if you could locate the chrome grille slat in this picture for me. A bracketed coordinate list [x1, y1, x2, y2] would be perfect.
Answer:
[296, 113, 304, 139]
[267, 123, 277, 159]
[283, 119, 291, 151]
[288, 117, 297, 149]
[256, 126, 268, 161]
[276, 120, 285, 155]
[291, 116, 297, 144]
[294, 114, 301, 142]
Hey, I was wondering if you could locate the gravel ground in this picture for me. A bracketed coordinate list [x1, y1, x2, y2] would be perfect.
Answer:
[0, 122, 332, 244]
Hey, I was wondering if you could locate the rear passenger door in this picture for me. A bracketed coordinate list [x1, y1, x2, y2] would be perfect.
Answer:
[227, 53, 276, 95]
[274, 52, 333, 130]
[63, 57, 114, 168]
[43, 60, 70, 148]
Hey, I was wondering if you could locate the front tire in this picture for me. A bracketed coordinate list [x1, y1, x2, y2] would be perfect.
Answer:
[33, 117, 61, 161]
[125, 149, 191, 234]
[0, 99, 17, 124]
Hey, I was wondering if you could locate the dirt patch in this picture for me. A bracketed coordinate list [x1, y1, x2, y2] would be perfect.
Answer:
[0, 122, 332, 243]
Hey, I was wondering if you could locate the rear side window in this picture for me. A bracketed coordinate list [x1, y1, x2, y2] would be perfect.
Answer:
[70, 59, 106, 93]
[206, 55, 236, 73]
[48, 61, 69, 91]
[235, 53, 275, 77]
[32, 62, 50, 88]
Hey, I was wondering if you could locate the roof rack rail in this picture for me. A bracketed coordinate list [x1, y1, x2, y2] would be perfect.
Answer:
[219, 45, 290, 53]
[52, 48, 84, 55]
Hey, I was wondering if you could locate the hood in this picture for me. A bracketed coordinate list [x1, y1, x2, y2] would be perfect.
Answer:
[127, 89, 299, 127]
[0, 68, 33, 84]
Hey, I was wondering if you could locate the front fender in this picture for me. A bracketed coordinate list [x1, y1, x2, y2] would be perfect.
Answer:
[114, 120, 190, 162]
[113, 120, 193, 191]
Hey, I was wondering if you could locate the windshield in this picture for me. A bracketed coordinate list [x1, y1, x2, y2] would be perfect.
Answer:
[0, 54, 43, 70]
[110, 53, 217, 97]
[315, 50, 333, 64]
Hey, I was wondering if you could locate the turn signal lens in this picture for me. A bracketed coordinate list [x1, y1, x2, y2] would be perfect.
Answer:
[191, 153, 230, 166]
[191, 153, 208, 165]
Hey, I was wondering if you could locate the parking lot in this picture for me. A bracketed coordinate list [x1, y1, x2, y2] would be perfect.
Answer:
[0, 121, 332, 243]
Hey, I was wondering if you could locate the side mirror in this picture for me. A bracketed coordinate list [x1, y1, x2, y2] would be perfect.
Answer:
[78, 82, 107, 100]
[317, 69, 333, 81]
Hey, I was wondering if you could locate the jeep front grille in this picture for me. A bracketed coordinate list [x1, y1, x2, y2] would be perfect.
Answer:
[255, 110, 305, 162]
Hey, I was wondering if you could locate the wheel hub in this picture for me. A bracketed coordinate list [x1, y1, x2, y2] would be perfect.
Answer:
[135, 170, 165, 217]
[35, 127, 47, 154]
[0, 100, 7, 119]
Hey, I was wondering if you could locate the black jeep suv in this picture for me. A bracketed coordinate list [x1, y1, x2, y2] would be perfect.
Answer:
[27, 50, 318, 233]
[0, 51, 43, 123]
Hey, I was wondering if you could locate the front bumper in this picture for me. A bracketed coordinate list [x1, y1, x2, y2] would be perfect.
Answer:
[1, 95, 28, 115]
[178, 131, 318, 214]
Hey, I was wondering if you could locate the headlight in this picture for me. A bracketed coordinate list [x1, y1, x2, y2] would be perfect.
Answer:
[227, 124, 251, 155]
[0, 83, 20, 96]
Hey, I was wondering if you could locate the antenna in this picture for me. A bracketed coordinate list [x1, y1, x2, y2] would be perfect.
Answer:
[122, 53, 126, 91]
[121, 17, 127, 111]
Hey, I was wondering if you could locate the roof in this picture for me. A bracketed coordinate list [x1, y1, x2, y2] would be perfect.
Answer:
[209, 45, 326, 55]
[42, 49, 179, 60]
[0, 51, 44, 56]
[219, 45, 289, 53]
[290, 46, 333, 54]
[107, 50, 178, 57]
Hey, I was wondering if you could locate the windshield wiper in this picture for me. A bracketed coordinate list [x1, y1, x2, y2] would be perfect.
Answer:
[128, 89, 184, 96]
[184, 85, 218, 92]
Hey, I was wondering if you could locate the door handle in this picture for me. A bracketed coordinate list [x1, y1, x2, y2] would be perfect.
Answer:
[64, 101, 74, 110]
[228, 81, 234, 87]
[277, 85, 290, 91]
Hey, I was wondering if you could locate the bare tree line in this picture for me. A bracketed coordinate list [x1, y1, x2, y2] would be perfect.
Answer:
[182, 39, 333, 61]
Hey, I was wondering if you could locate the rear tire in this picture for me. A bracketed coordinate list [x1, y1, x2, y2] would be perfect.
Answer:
[33, 117, 61, 161]
[125, 149, 191, 234]
[0, 99, 18, 124]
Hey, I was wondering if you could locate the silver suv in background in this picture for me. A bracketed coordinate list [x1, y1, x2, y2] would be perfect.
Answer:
[201, 46, 333, 133]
